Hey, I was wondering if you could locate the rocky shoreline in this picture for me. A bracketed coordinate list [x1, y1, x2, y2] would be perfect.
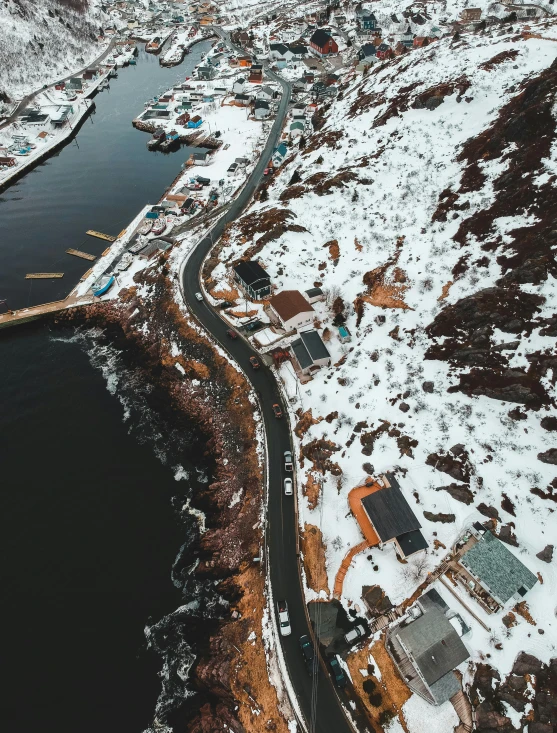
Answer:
[52, 256, 288, 733]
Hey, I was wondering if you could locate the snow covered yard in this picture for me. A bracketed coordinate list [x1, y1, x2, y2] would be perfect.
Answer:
[203, 17, 557, 718]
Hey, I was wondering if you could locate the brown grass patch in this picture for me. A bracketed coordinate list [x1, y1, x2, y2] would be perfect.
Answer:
[346, 637, 411, 731]
[294, 408, 322, 438]
[226, 565, 289, 733]
[324, 239, 340, 260]
[228, 309, 258, 319]
[362, 239, 413, 309]
[303, 470, 321, 510]
[438, 281, 453, 301]
[479, 49, 520, 71]
[300, 523, 330, 595]
[211, 286, 240, 302]
[513, 601, 536, 626]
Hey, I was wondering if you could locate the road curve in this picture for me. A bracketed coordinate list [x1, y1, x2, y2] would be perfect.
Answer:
[181, 30, 355, 733]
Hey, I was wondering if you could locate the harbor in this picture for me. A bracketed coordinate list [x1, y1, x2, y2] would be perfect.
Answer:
[0, 41, 214, 313]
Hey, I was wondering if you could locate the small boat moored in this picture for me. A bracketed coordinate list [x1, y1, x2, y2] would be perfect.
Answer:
[138, 219, 153, 235]
[92, 275, 115, 297]
[151, 217, 167, 236]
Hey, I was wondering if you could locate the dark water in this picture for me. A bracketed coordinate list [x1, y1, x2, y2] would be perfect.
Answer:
[0, 44, 210, 311]
[0, 43, 213, 733]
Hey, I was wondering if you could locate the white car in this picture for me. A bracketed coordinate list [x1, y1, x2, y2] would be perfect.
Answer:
[195, 292, 203, 301]
[277, 600, 291, 636]
[284, 450, 293, 471]
[284, 477, 293, 496]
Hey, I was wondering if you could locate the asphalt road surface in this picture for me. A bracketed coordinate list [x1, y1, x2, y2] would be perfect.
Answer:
[181, 31, 355, 733]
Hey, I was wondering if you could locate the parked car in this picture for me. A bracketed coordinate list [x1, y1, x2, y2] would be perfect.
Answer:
[226, 329, 238, 339]
[299, 635, 315, 674]
[195, 292, 203, 301]
[284, 450, 293, 471]
[249, 356, 260, 369]
[284, 477, 293, 496]
[272, 403, 283, 418]
[329, 655, 347, 688]
[344, 624, 366, 645]
[245, 319, 263, 332]
[219, 300, 234, 309]
[277, 600, 291, 636]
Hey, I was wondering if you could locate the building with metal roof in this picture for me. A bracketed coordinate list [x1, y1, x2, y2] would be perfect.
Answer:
[388, 603, 470, 705]
[458, 530, 537, 606]
[233, 261, 271, 300]
[290, 330, 331, 375]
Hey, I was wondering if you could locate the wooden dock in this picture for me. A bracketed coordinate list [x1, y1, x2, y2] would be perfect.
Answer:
[66, 248, 96, 261]
[86, 230, 116, 242]
[25, 272, 64, 279]
[0, 294, 95, 330]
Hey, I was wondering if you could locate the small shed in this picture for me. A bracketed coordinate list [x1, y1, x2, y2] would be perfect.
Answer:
[187, 115, 203, 128]
[290, 330, 331, 375]
[304, 287, 324, 304]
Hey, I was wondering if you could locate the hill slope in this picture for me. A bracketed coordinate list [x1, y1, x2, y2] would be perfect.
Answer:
[0, 0, 106, 100]
[207, 17, 557, 693]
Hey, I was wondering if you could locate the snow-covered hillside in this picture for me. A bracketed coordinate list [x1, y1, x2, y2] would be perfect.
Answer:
[0, 0, 107, 100]
[206, 16, 557, 685]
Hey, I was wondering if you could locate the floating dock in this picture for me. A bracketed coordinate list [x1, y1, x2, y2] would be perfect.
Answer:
[25, 273, 64, 279]
[66, 248, 96, 261]
[86, 230, 116, 242]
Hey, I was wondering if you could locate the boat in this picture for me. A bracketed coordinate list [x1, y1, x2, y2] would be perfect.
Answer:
[164, 216, 175, 234]
[151, 217, 167, 236]
[116, 253, 133, 272]
[138, 219, 153, 235]
[92, 275, 115, 297]
[159, 130, 180, 152]
[65, 90, 77, 101]
[129, 237, 148, 254]
[129, 57, 137, 65]
[109, 69, 118, 78]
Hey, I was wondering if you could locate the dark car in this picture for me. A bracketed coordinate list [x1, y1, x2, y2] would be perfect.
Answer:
[245, 320, 263, 332]
[329, 655, 347, 688]
[272, 403, 283, 419]
[249, 356, 260, 369]
[299, 635, 315, 675]
[226, 329, 238, 339]
[219, 300, 234, 309]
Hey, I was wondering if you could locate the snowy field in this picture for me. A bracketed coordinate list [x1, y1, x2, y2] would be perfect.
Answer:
[204, 15, 557, 694]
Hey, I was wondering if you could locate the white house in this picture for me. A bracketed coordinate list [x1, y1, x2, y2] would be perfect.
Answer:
[254, 99, 271, 119]
[268, 289, 315, 332]
[257, 86, 275, 101]
[232, 77, 247, 95]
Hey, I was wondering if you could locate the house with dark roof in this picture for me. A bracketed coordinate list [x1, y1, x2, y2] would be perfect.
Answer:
[254, 99, 271, 119]
[360, 474, 428, 559]
[269, 42, 289, 59]
[358, 43, 377, 62]
[233, 261, 271, 300]
[304, 287, 324, 304]
[290, 330, 331, 375]
[268, 290, 314, 331]
[309, 29, 339, 57]
[387, 590, 470, 705]
[453, 526, 538, 610]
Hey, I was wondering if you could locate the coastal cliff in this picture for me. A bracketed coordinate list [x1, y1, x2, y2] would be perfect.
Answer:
[53, 253, 289, 733]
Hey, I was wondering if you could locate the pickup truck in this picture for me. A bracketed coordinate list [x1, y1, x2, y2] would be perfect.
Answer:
[284, 450, 293, 471]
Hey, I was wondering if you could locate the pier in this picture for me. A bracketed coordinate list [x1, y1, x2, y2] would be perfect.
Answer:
[86, 230, 116, 242]
[66, 248, 96, 261]
[0, 295, 95, 330]
[25, 272, 64, 279]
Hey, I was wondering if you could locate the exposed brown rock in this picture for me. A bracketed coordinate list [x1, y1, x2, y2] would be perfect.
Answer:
[423, 511, 455, 523]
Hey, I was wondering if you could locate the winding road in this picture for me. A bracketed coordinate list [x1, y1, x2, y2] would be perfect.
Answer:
[181, 29, 356, 733]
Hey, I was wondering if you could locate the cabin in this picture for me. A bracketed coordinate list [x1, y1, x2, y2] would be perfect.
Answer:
[304, 287, 324, 304]
[460, 8, 482, 21]
[233, 261, 271, 300]
[269, 42, 289, 60]
[238, 55, 252, 67]
[249, 64, 263, 83]
[234, 93, 251, 107]
[257, 86, 275, 101]
[272, 142, 288, 167]
[401, 27, 414, 48]
[290, 330, 331, 375]
[67, 77, 83, 92]
[376, 43, 392, 60]
[290, 120, 304, 137]
[387, 590, 470, 705]
[192, 150, 211, 165]
[414, 36, 429, 48]
[353, 474, 428, 559]
[309, 29, 339, 57]
[197, 65, 216, 80]
[254, 99, 271, 119]
[187, 115, 203, 128]
[358, 43, 377, 62]
[232, 77, 247, 95]
[268, 290, 315, 332]
[452, 525, 538, 611]
[361, 13, 378, 30]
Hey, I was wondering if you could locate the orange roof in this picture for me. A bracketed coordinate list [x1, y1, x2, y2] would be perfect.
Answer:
[348, 482, 382, 546]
